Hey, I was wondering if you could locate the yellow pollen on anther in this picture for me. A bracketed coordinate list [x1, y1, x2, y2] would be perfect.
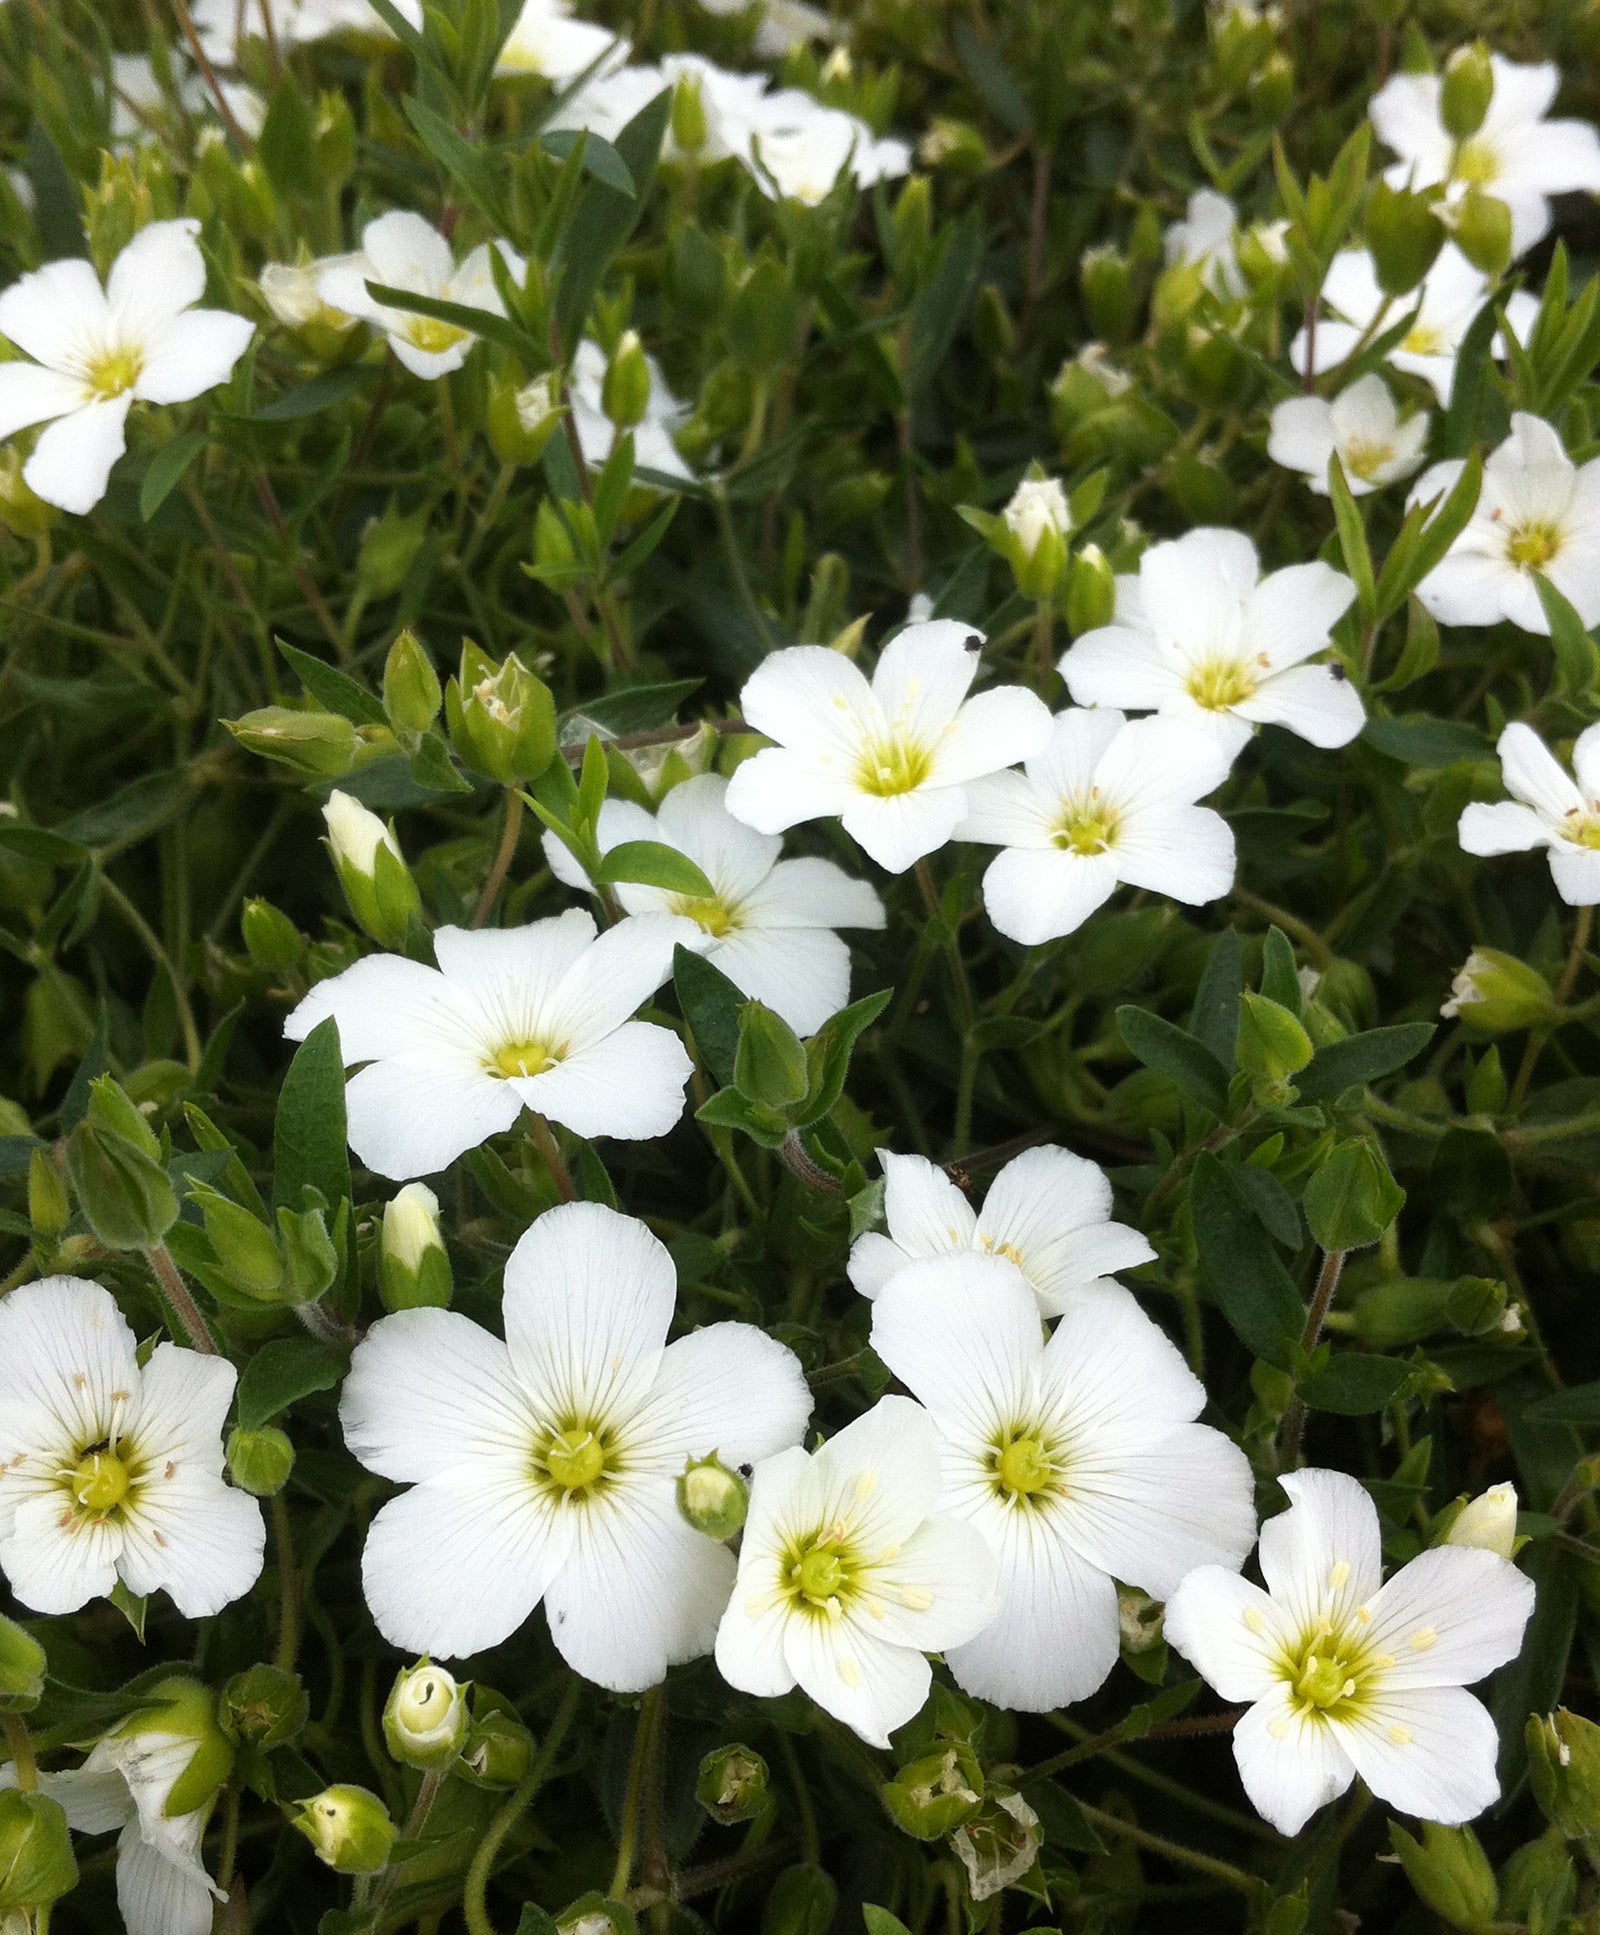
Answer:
[402, 316, 468, 356]
[853, 1471, 879, 1503]
[1243, 1607, 1266, 1634]
[491, 1040, 563, 1079]
[838, 1656, 862, 1688]
[900, 1584, 933, 1611]
[1388, 1725, 1413, 1746]
[1342, 436, 1395, 483]
[1329, 1560, 1350, 1590]
[856, 736, 932, 797]
[1355, 1606, 1372, 1624]
[85, 346, 143, 399]
[1268, 1716, 1292, 1739]
[1408, 1627, 1437, 1652]
[1507, 521, 1562, 570]
[1185, 655, 1257, 713]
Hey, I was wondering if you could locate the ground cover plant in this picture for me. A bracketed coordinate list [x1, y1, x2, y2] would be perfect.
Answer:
[6, 0, 1600, 1931]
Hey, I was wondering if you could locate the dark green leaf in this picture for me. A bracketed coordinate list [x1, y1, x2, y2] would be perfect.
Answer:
[1190, 1153, 1304, 1367]
[1362, 713, 1490, 767]
[272, 1018, 351, 1214]
[1117, 1007, 1229, 1117]
[1494, 1542, 1578, 1795]
[1529, 1384, 1600, 1425]
[1299, 1352, 1411, 1413]
[1260, 927, 1301, 1014]
[540, 127, 634, 194]
[245, 367, 374, 422]
[553, 87, 671, 349]
[26, 125, 84, 260]
[951, 20, 1032, 134]
[140, 434, 206, 522]
[237, 1337, 346, 1432]
[363, 281, 534, 361]
[1296, 1022, 1435, 1101]
[674, 945, 744, 1088]
[1190, 928, 1242, 1068]
[594, 840, 714, 898]
[797, 991, 893, 1126]
[54, 771, 188, 852]
[278, 642, 387, 727]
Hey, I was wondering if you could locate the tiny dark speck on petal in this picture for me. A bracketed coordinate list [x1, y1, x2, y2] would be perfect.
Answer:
[1329, 663, 1348, 682]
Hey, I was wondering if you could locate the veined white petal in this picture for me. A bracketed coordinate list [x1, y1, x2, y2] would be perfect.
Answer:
[981, 846, 1119, 943]
[1040, 1281, 1207, 1441]
[1232, 1686, 1354, 1836]
[882, 1151, 979, 1260]
[343, 1052, 523, 1180]
[0, 1275, 140, 1449]
[116, 1469, 264, 1617]
[432, 911, 597, 1041]
[738, 854, 885, 932]
[0, 257, 111, 370]
[541, 912, 695, 1044]
[709, 926, 854, 1037]
[1258, 1469, 1382, 1634]
[781, 1610, 931, 1749]
[1363, 1545, 1534, 1689]
[105, 219, 206, 343]
[811, 1395, 944, 1549]
[840, 786, 968, 874]
[1163, 1565, 1288, 1704]
[714, 1586, 793, 1697]
[284, 953, 477, 1063]
[1, 1492, 123, 1613]
[115, 1813, 217, 1935]
[854, 1510, 999, 1652]
[871, 620, 984, 739]
[869, 1252, 1041, 1447]
[133, 308, 254, 405]
[1332, 1683, 1502, 1824]
[510, 1018, 691, 1139]
[129, 1345, 236, 1470]
[24, 395, 133, 514]
[629, 1321, 811, 1473]
[978, 1144, 1153, 1311]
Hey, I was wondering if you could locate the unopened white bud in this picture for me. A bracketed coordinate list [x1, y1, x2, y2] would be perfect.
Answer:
[384, 1660, 469, 1768]
[322, 790, 396, 878]
[1445, 1482, 1518, 1560]
[1001, 475, 1071, 558]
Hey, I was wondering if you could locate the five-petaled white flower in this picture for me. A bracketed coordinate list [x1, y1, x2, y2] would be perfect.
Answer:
[1267, 373, 1429, 497]
[847, 1144, 1153, 1318]
[193, 0, 419, 58]
[1457, 721, 1600, 906]
[1164, 187, 1245, 298]
[1370, 54, 1600, 259]
[317, 212, 524, 380]
[495, 0, 629, 82]
[714, 1395, 999, 1746]
[569, 337, 694, 482]
[0, 219, 253, 515]
[955, 707, 1236, 944]
[1290, 245, 1538, 405]
[744, 90, 912, 205]
[1411, 413, 1600, 634]
[543, 773, 884, 1037]
[1061, 528, 1362, 755]
[725, 623, 1052, 875]
[1165, 1468, 1534, 1835]
[284, 909, 698, 1180]
[342, 1201, 811, 1686]
[0, 1276, 264, 1618]
[870, 1255, 1256, 1712]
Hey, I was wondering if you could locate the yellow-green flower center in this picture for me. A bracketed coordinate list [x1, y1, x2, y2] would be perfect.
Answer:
[1186, 656, 1257, 713]
[675, 894, 737, 939]
[1453, 137, 1500, 187]
[1507, 522, 1562, 570]
[995, 1435, 1053, 1498]
[857, 737, 932, 798]
[85, 347, 143, 400]
[1342, 435, 1393, 483]
[1053, 796, 1120, 856]
[70, 1447, 131, 1515]
[1291, 1642, 1359, 1712]
[796, 1547, 845, 1603]
[1400, 324, 1442, 356]
[543, 1427, 605, 1493]
[402, 316, 468, 356]
[1564, 809, 1600, 850]
[491, 1040, 563, 1079]
[784, 1530, 857, 1613]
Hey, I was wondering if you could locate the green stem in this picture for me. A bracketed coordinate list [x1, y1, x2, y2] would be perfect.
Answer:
[526, 1111, 576, 1203]
[271, 1490, 299, 1672]
[462, 1678, 582, 1935]
[776, 1732, 819, 1866]
[1076, 1801, 1263, 1898]
[1509, 904, 1593, 1112]
[100, 874, 203, 1072]
[1277, 1248, 1347, 1468]
[366, 1765, 447, 1928]
[2, 1711, 38, 1789]
[144, 1244, 217, 1353]
[610, 1686, 660, 1900]
[473, 789, 525, 929]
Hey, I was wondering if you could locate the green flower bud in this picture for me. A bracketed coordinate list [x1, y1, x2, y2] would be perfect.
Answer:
[86, 1074, 159, 1159]
[0, 448, 59, 540]
[445, 643, 558, 786]
[671, 73, 708, 153]
[1499, 1828, 1576, 1932]
[1387, 1820, 1497, 1930]
[1001, 472, 1071, 601]
[226, 1426, 295, 1497]
[313, 90, 356, 185]
[65, 1118, 176, 1252]
[695, 1744, 769, 1824]
[191, 1186, 282, 1298]
[1066, 543, 1116, 637]
[1118, 1583, 1164, 1653]
[1452, 189, 1512, 278]
[761, 1864, 837, 1935]
[918, 118, 989, 175]
[891, 175, 933, 276]
[1080, 244, 1139, 345]
[321, 790, 420, 950]
[228, 706, 358, 779]
[276, 1203, 339, 1306]
[486, 372, 564, 468]
[881, 1745, 983, 1840]
[1352, 1274, 1507, 1348]
[1528, 1709, 1600, 1838]
[734, 1002, 809, 1111]
[601, 330, 651, 432]
[461, 1706, 534, 1789]
[1250, 50, 1294, 120]
[384, 1660, 469, 1769]
[677, 1454, 749, 1542]
[1303, 1136, 1405, 1251]
[951, 1789, 1042, 1904]
[1365, 181, 1447, 296]
[1441, 1481, 1518, 1559]
[382, 631, 442, 737]
[223, 1664, 310, 1748]
[356, 502, 430, 601]
[241, 898, 304, 972]
[0, 1791, 77, 1914]
[27, 1146, 68, 1242]
[1440, 948, 1554, 1032]
[1465, 1044, 1507, 1114]
[291, 1784, 397, 1875]
[121, 1677, 235, 1816]
[1236, 990, 1314, 1090]
[381, 1182, 452, 1311]
[1441, 42, 1495, 141]
[0, 1618, 45, 1713]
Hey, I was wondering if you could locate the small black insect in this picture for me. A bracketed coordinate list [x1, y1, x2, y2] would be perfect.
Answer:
[1329, 663, 1348, 682]
[738, 1463, 753, 1479]
[964, 633, 982, 653]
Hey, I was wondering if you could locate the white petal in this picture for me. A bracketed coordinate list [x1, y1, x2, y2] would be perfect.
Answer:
[0, 257, 111, 370]
[503, 1200, 674, 1421]
[542, 912, 695, 1044]
[129, 1344, 235, 1469]
[738, 854, 885, 931]
[510, 1019, 691, 1139]
[977, 1145, 1154, 1315]
[1112, 805, 1236, 907]
[724, 747, 861, 835]
[1266, 395, 1336, 478]
[284, 953, 474, 1063]
[1041, 1280, 1207, 1441]
[1258, 1468, 1382, 1634]
[116, 1818, 217, 1935]
[1570, 721, 1600, 801]
[929, 684, 1053, 787]
[840, 787, 966, 874]
[1549, 845, 1600, 906]
[871, 620, 983, 739]
[845, 1232, 912, 1300]
[1244, 563, 1357, 671]
[431, 910, 597, 1037]
[869, 1253, 1041, 1446]
[1416, 551, 1519, 629]
[117, 1471, 264, 1617]
[737, 644, 877, 756]
[708, 926, 854, 1037]
[1163, 1565, 1288, 1703]
[813, 1394, 944, 1548]
[629, 1321, 811, 1471]
[1139, 528, 1260, 650]
[1061, 623, 1190, 712]
[945, 1499, 1119, 1709]
[860, 1511, 1000, 1652]
[883, 1151, 978, 1257]
[1093, 713, 1235, 814]
[24, 395, 133, 515]
[343, 1052, 523, 1180]
[955, 770, 1056, 849]
[133, 309, 253, 404]
[0, 361, 86, 440]
[0, 1494, 122, 1613]
[0, 1276, 140, 1445]
[35, 1756, 135, 1833]
[783, 1611, 931, 1748]
[360, 1470, 571, 1658]
[1499, 721, 1584, 821]
[340, 1308, 535, 1484]
[1332, 1684, 1502, 1823]
[106, 220, 206, 342]
[546, 1485, 734, 1690]
[1232, 1686, 1355, 1835]
[981, 847, 1119, 943]
[1237, 665, 1366, 749]
[656, 773, 781, 900]
[1458, 800, 1549, 855]
[1364, 1546, 1534, 1689]
[360, 209, 455, 295]
[714, 1590, 794, 1697]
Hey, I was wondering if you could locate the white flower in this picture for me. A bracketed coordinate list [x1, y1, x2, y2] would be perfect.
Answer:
[1411, 413, 1600, 634]
[1446, 1483, 1519, 1560]
[695, 0, 838, 58]
[1001, 474, 1071, 557]
[745, 90, 911, 204]
[1457, 721, 1600, 906]
[0, 220, 253, 515]
[1165, 1468, 1534, 1835]
[495, 0, 628, 82]
[341, 1200, 811, 1685]
[316, 212, 525, 380]
[1267, 373, 1429, 496]
[382, 1181, 443, 1273]
[870, 1256, 1256, 1711]
[0, 1276, 264, 1617]
[725, 624, 1052, 875]
[1164, 188, 1244, 298]
[543, 772, 884, 1036]
[192, 0, 419, 58]
[547, 54, 768, 162]
[259, 254, 366, 333]
[1290, 244, 1538, 405]
[568, 337, 693, 482]
[109, 51, 265, 148]
[954, 707, 1235, 944]
[1371, 55, 1600, 259]
[1060, 529, 1362, 755]
[713, 1395, 999, 1746]
[847, 1144, 1153, 1318]
[322, 788, 398, 876]
[283, 908, 698, 1179]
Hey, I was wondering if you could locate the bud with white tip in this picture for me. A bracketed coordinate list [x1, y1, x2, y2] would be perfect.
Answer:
[1443, 1481, 1518, 1560]
[380, 1182, 452, 1311]
[383, 1660, 469, 1769]
[291, 1784, 398, 1873]
[322, 790, 419, 949]
[677, 1453, 748, 1542]
[1001, 472, 1072, 601]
